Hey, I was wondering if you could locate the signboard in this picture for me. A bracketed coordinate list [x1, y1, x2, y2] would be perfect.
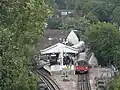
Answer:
[68, 11, 72, 14]
[61, 12, 68, 16]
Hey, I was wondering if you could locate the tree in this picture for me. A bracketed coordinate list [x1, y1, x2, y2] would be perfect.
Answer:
[112, 6, 120, 26]
[0, 0, 50, 90]
[63, 17, 90, 36]
[64, 0, 75, 10]
[83, 1, 114, 22]
[48, 0, 120, 24]
[47, 17, 62, 29]
[85, 12, 99, 23]
[109, 75, 120, 90]
[54, 0, 66, 9]
[86, 22, 120, 67]
[109, 0, 120, 6]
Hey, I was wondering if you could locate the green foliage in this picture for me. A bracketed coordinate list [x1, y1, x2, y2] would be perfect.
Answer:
[47, 17, 62, 29]
[63, 17, 90, 34]
[109, 0, 120, 6]
[0, 0, 49, 90]
[112, 6, 120, 26]
[109, 75, 120, 90]
[86, 22, 120, 67]
[83, 1, 115, 21]
[48, 0, 119, 27]
[63, 17, 76, 30]
[54, 0, 66, 9]
[64, 0, 75, 10]
[85, 12, 99, 23]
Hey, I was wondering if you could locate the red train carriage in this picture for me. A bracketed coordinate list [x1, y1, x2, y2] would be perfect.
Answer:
[75, 60, 89, 74]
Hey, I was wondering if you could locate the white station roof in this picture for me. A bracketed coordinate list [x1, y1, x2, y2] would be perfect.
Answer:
[72, 41, 85, 48]
[40, 43, 78, 54]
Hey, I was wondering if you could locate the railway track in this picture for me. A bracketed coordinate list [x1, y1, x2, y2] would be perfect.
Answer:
[37, 69, 61, 90]
[77, 74, 91, 90]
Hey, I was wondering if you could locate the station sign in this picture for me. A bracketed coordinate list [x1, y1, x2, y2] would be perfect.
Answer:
[61, 12, 68, 16]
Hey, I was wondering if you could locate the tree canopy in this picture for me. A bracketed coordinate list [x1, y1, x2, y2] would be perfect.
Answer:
[0, 0, 50, 90]
[109, 75, 120, 90]
[47, 0, 120, 29]
[112, 6, 120, 26]
[86, 22, 120, 67]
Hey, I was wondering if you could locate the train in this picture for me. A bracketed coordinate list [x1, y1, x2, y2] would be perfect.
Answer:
[75, 60, 89, 74]
[75, 52, 89, 74]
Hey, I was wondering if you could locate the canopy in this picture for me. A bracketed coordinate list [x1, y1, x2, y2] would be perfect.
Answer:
[40, 43, 78, 54]
[72, 41, 85, 48]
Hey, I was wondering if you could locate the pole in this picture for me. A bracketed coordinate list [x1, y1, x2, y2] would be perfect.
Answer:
[98, 67, 99, 78]
[60, 48, 63, 67]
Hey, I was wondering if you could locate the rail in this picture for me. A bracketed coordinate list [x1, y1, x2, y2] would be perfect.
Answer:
[37, 69, 61, 90]
[77, 74, 91, 90]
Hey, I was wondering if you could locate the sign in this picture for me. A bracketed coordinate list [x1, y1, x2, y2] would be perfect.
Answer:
[68, 11, 72, 14]
[61, 12, 68, 16]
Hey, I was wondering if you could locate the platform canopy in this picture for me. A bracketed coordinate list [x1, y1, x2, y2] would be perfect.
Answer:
[40, 43, 78, 54]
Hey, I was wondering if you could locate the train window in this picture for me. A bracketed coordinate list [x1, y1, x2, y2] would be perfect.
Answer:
[77, 61, 88, 66]
[77, 52, 86, 60]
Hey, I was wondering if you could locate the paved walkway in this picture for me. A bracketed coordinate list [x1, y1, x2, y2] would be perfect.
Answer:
[43, 64, 113, 90]
[43, 65, 74, 75]
[51, 73, 77, 90]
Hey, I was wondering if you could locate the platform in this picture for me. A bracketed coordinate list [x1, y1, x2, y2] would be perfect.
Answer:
[43, 65, 51, 74]
[43, 65, 75, 75]
[50, 73, 77, 90]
